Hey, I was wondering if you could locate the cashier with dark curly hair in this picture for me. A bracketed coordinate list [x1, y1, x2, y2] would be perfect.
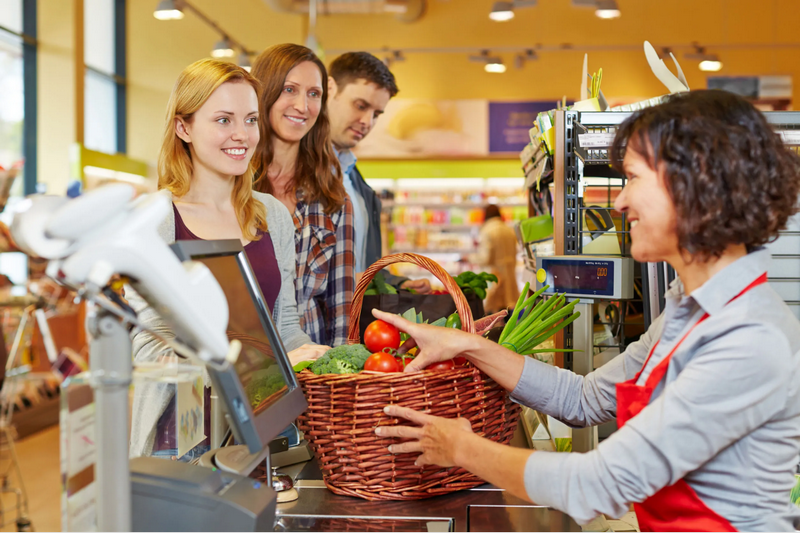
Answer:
[373, 90, 800, 532]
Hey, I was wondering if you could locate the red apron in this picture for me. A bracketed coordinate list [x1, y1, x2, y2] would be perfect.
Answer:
[615, 273, 767, 532]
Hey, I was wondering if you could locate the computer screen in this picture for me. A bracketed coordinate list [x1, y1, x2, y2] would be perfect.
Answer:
[170, 239, 307, 454]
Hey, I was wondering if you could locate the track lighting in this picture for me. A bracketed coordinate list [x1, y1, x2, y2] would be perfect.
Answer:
[685, 45, 723, 72]
[470, 51, 506, 73]
[211, 37, 236, 59]
[153, 0, 184, 20]
[594, 0, 620, 19]
[514, 49, 538, 69]
[489, 0, 537, 22]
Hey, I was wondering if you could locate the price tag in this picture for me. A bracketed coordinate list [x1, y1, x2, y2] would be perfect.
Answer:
[778, 131, 800, 146]
[578, 133, 615, 148]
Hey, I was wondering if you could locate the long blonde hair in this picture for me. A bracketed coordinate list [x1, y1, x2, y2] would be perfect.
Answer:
[158, 58, 267, 240]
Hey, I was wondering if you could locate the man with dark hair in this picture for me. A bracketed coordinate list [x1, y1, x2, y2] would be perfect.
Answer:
[328, 52, 430, 292]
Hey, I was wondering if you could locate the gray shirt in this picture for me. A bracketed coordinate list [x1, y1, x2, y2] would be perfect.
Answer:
[512, 248, 800, 531]
[337, 148, 369, 272]
[128, 189, 312, 457]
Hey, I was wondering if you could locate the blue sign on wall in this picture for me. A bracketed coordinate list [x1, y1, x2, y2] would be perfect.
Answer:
[489, 101, 554, 153]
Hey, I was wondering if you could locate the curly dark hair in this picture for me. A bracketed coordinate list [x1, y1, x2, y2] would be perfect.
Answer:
[329, 52, 399, 97]
[611, 89, 800, 260]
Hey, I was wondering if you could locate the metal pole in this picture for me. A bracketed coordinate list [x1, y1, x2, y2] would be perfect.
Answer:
[87, 303, 131, 531]
[210, 389, 226, 450]
[570, 301, 597, 453]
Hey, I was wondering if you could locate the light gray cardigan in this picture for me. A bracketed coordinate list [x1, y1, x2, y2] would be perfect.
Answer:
[128, 189, 311, 457]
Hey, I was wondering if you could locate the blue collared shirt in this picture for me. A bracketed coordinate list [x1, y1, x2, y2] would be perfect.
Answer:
[513, 248, 800, 530]
[336, 148, 369, 273]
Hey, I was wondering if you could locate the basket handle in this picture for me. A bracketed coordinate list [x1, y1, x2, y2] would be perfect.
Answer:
[348, 253, 475, 344]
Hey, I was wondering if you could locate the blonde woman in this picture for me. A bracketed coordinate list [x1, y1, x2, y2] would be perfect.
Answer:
[129, 59, 326, 460]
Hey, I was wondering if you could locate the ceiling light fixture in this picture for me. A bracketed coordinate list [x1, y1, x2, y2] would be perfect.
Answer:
[485, 61, 507, 73]
[685, 44, 723, 72]
[594, 0, 621, 19]
[514, 49, 538, 69]
[489, 0, 537, 22]
[153, 0, 184, 20]
[470, 50, 506, 73]
[571, 0, 620, 19]
[211, 37, 236, 58]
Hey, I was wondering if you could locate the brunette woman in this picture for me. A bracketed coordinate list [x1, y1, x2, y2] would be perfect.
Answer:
[251, 44, 355, 347]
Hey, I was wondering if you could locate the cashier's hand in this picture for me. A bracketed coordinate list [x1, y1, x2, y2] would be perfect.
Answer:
[288, 344, 329, 366]
[371, 309, 473, 372]
[399, 278, 432, 294]
[376, 405, 473, 468]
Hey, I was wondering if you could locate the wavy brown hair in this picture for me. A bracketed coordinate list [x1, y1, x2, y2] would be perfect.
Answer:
[251, 43, 344, 214]
[158, 58, 268, 240]
[611, 89, 800, 261]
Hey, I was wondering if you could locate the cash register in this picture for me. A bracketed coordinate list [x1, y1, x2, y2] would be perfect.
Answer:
[130, 239, 309, 531]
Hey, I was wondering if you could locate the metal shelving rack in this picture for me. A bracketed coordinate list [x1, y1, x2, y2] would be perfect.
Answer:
[553, 110, 647, 370]
[552, 109, 800, 367]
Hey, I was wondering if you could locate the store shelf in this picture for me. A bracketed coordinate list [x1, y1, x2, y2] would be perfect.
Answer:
[383, 201, 527, 208]
[390, 248, 474, 255]
[387, 224, 480, 230]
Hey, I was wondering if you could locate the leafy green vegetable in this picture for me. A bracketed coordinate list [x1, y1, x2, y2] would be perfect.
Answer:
[454, 271, 497, 299]
[293, 360, 314, 373]
[309, 344, 373, 375]
[245, 366, 285, 408]
[364, 271, 397, 295]
[497, 285, 581, 356]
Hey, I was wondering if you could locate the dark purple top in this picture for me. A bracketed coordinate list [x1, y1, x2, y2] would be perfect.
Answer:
[153, 203, 282, 453]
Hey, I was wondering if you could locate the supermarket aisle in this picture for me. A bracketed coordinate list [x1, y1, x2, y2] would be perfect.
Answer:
[1, 426, 59, 532]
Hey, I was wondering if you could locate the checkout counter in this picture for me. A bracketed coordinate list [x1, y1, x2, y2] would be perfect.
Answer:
[269, 428, 581, 533]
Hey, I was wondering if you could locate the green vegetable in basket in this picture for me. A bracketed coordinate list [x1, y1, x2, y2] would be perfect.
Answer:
[309, 344, 372, 375]
[293, 360, 314, 373]
[363, 271, 397, 295]
[497, 281, 581, 356]
[445, 311, 461, 330]
[244, 365, 286, 408]
[455, 271, 498, 300]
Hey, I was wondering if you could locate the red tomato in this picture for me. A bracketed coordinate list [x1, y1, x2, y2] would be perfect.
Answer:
[365, 352, 401, 373]
[425, 360, 456, 371]
[453, 356, 467, 366]
[364, 320, 401, 353]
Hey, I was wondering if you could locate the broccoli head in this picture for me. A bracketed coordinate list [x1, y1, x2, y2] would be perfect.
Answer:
[310, 344, 372, 375]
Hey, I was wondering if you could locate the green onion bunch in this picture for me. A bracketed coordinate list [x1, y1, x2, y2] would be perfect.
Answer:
[498, 282, 581, 355]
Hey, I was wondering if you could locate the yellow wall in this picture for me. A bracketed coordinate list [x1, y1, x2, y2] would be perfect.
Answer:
[126, 0, 303, 167]
[36, 0, 800, 188]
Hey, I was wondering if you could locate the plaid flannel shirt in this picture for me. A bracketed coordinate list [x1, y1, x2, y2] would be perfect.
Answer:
[292, 196, 355, 346]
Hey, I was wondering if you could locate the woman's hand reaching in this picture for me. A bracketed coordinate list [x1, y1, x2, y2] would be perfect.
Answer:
[371, 309, 479, 372]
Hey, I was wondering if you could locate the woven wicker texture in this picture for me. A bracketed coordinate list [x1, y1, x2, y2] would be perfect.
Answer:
[297, 253, 520, 501]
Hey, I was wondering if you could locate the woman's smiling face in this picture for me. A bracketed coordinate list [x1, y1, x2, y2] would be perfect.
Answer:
[268, 60, 324, 144]
[613, 146, 680, 264]
[176, 80, 259, 179]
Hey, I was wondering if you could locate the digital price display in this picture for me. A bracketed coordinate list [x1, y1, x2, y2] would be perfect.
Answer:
[540, 258, 616, 297]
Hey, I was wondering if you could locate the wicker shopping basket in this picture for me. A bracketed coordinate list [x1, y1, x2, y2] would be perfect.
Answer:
[296, 253, 521, 501]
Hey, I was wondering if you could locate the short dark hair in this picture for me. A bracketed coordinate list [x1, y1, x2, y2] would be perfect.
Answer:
[329, 52, 399, 97]
[611, 89, 800, 261]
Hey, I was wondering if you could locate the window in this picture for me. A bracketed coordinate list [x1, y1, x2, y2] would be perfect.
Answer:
[84, 0, 126, 155]
[0, 0, 35, 197]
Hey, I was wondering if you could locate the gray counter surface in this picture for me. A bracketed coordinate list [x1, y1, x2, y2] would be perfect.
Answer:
[275, 454, 581, 532]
